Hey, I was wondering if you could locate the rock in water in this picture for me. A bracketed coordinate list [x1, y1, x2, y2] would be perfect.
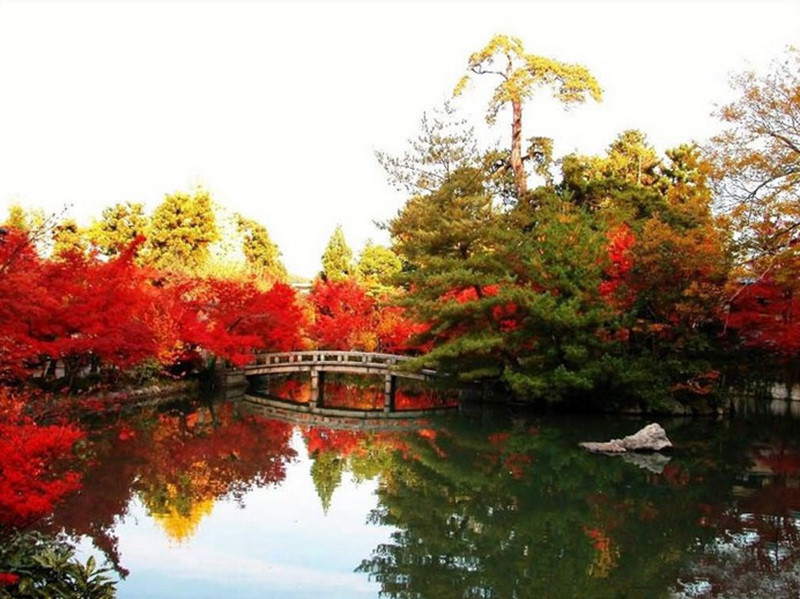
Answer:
[579, 423, 672, 454]
[578, 439, 627, 454]
[620, 423, 672, 451]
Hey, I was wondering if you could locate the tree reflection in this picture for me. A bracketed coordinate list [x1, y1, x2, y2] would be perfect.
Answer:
[303, 426, 408, 512]
[357, 415, 755, 598]
[25, 396, 800, 598]
[255, 372, 460, 412]
[673, 420, 800, 597]
[46, 399, 296, 572]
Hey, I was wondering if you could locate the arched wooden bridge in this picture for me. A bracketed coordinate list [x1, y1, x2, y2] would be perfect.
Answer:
[238, 351, 444, 416]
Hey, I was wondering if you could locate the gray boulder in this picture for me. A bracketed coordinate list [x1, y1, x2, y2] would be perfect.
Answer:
[580, 423, 672, 454]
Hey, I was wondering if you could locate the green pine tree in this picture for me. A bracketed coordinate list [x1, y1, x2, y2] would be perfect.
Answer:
[320, 225, 354, 282]
[236, 214, 287, 281]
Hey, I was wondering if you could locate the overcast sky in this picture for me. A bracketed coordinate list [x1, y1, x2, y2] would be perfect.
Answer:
[1, 1, 798, 278]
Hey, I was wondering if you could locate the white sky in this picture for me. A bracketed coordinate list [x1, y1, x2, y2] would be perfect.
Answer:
[1, 0, 798, 278]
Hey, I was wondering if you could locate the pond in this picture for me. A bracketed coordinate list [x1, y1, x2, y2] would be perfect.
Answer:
[34, 387, 800, 598]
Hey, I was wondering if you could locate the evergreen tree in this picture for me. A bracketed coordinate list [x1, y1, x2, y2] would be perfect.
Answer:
[454, 34, 601, 198]
[375, 101, 480, 195]
[320, 225, 354, 282]
[144, 189, 219, 273]
[356, 241, 402, 295]
[497, 197, 619, 401]
[235, 214, 287, 281]
[389, 166, 512, 380]
[88, 201, 147, 257]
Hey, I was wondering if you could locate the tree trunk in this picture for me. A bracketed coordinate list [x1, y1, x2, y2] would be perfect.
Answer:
[510, 99, 527, 198]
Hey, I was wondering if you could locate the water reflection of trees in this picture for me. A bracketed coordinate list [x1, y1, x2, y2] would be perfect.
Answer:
[257, 373, 459, 412]
[355, 415, 772, 598]
[303, 427, 406, 513]
[45, 400, 296, 574]
[673, 420, 800, 598]
[34, 399, 800, 598]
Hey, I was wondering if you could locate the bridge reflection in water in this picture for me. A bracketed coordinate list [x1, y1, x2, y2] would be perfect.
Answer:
[242, 351, 458, 419]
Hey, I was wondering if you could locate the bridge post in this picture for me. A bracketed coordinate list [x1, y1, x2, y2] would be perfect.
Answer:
[310, 368, 324, 409]
[384, 372, 395, 412]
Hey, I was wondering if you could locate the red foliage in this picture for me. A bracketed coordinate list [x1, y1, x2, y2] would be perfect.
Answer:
[148, 276, 308, 369]
[0, 229, 54, 380]
[35, 241, 157, 373]
[373, 304, 425, 353]
[1, 227, 308, 382]
[0, 234, 157, 384]
[599, 224, 636, 307]
[304, 428, 363, 457]
[308, 278, 418, 352]
[0, 389, 85, 530]
[727, 279, 800, 355]
[308, 279, 377, 350]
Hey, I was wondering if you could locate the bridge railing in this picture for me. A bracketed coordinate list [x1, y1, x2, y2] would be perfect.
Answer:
[250, 351, 436, 376]
[253, 351, 408, 366]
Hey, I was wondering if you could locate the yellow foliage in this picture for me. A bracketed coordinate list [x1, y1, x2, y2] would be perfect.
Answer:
[152, 496, 216, 544]
[455, 33, 602, 124]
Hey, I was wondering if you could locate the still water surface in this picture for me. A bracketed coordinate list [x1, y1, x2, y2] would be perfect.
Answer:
[41, 390, 800, 598]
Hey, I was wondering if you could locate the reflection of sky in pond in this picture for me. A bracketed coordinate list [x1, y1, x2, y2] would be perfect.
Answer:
[76, 430, 392, 598]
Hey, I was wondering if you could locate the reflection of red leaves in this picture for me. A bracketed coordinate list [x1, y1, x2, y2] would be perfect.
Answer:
[645, 464, 691, 488]
[414, 428, 447, 458]
[302, 426, 407, 462]
[503, 453, 533, 479]
[270, 379, 308, 402]
[485, 431, 536, 478]
[143, 403, 295, 498]
[41, 401, 295, 575]
[394, 388, 458, 411]
[661, 464, 690, 487]
[305, 428, 363, 457]
[638, 501, 658, 521]
[118, 424, 136, 441]
[584, 526, 608, 549]
[489, 432, 510, 445]
[755, 446, 800, 475]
